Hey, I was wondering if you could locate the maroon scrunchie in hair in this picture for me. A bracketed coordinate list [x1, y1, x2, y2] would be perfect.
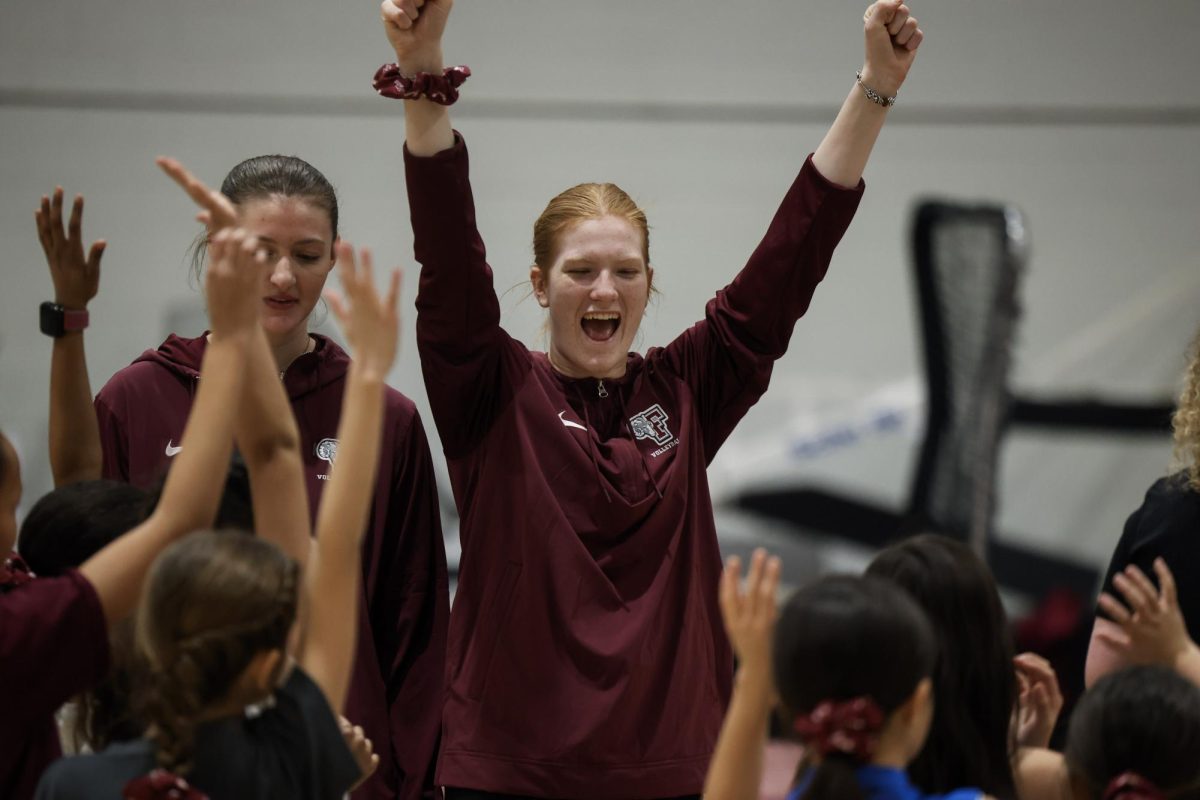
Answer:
[793, 696, 885, 761]
[1103, 772, 1165, 800]
[123, 769, 208, 800]
[0, 552, 34, 592]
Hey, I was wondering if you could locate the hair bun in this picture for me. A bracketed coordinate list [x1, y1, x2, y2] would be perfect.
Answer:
[793, 696, 885, 761]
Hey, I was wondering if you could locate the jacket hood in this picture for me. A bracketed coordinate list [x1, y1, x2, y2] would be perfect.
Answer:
[134, 332, 351, 400]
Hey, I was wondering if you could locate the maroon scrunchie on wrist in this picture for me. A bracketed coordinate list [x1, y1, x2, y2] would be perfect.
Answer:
[793, 696, 885, 761]
[1103, 772, 1166, 800]
[123, 769, 208, 800]
[373, 64, 471, 105]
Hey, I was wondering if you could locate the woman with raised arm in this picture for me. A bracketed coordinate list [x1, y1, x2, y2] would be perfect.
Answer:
[2, 227, 260, 799]
[92, 154, 447, 800]
[35, 238, 402, 800]
[384, 1, 923, 798]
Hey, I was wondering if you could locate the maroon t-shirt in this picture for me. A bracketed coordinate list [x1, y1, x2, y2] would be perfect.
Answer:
[406, 133, 863, 798]
[93, 335, 448, 800]
[1, 567, 110, 800]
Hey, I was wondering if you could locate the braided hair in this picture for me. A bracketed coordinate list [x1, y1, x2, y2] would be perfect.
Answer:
[135, 530, 299, 775]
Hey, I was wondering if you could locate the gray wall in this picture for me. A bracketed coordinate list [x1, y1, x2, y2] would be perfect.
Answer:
[3, 1, 1199, 571]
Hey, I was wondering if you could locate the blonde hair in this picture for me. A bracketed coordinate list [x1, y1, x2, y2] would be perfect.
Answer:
[1173, 326, 1200, 491]
[533, 182, 650, 270]
[136, 530, 299, 774]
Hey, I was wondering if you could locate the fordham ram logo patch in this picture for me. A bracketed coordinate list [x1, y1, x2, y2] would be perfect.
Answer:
[315, 438, 338, 466]
[628, 404, 674, 447]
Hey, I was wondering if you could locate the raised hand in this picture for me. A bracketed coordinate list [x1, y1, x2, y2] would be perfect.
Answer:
[1013, 652, 1064, 749]
[381, 0, 452, 71]
[704, 549, 782, 800]
[302, 246, 397, 714]
[35, 188, 105, 309]
[718, 549, 782, 676]
[339, 716, 381, 792]
[1095, 559, 1195, 667]
[156, 156, 239, 235]
[206, 229, 267, 342]
[324, 242, 402, 379]
[862, 1, 924, 96]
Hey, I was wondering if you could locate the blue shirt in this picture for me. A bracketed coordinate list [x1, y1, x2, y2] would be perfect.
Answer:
[788, 764, 983, 800]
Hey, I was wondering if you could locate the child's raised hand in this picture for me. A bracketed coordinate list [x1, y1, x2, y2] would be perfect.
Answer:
[1096, 559, 1194, 667]
[719, 549, 782, 675]
[35, 187, 105, 309]
[156, 156, 239, 235]
[1012, 652, 1063, 749]
[205, 229, 266, 343]
[324, 242, 401, 379]
[339, 716, 380, 792]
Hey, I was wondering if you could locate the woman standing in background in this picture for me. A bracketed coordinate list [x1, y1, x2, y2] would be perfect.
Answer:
[90, 157, 447, 800]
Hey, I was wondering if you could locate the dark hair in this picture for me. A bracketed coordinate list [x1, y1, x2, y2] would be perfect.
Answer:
[188, 154, 339, 282]
[18, 480, 154, 749]
[1066, 666, 1200, 799]
[18, 480, 150, 576]
[136, 530, 299, 775]
[145, 453, 255, 533]
[774, 575, 937, 800]
[20, 470, 253, 754]
[866, 534, 1018, 799]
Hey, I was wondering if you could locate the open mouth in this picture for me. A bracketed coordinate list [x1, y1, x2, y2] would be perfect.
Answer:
[581, 311, 620, 342]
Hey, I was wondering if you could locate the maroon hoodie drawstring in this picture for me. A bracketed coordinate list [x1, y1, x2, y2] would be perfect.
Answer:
[574, 384, 613, 504]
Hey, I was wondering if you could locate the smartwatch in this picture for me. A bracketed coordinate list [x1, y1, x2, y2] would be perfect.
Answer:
[40, 302, 89, 337]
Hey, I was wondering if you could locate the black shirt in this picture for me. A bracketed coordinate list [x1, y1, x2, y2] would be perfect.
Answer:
[1100, 472, 1200, 641]
[35, 667, 360, 800]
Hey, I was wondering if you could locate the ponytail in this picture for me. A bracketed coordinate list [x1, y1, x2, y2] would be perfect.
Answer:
[773, 576, 936, 800]
[1066, 666, 1200, 800]
[801, 754, 867, 800]
[794, 697, 884, 800]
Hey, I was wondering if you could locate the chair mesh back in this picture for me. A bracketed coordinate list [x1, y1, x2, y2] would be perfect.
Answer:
[908, 201, 1027, 552]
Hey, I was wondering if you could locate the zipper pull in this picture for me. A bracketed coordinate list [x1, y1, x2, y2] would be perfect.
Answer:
[597, 379, 609, 398]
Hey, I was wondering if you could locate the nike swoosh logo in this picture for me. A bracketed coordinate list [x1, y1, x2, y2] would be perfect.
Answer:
[165, 440, 182, 457]
[558, 411, 586, 431]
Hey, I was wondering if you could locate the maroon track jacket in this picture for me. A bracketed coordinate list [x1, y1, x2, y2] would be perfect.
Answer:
[94, 334, 448, 800]
[406, 134, 863, 798]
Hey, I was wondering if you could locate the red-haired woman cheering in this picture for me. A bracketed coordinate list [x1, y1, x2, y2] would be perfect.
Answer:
[383, 1, 923, 797]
